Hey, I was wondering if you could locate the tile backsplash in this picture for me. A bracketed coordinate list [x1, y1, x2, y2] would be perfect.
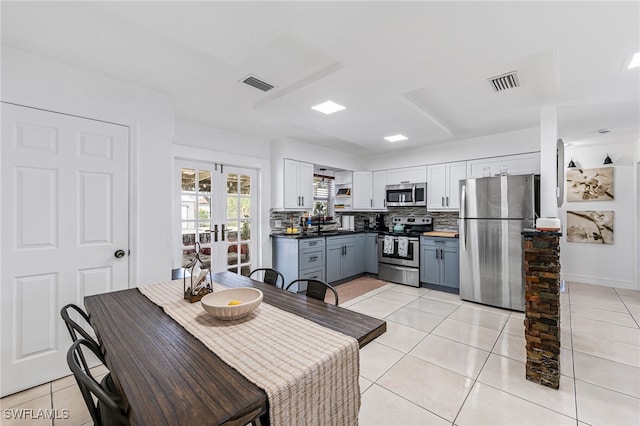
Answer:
[269, 208, 458, 233]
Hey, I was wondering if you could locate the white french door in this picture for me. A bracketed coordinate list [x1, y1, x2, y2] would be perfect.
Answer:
[1, 103, 129, 396]
[176, 161, 257, 275]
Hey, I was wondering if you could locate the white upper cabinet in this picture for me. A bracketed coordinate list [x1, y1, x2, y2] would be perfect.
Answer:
[427, 161, 466, 210]
[352, 172, 373, 210]
[283, 159, 313, 210]
[386, 165, 427, 185]
[371, 170, 387, 210]
[466, 152, 540, 179]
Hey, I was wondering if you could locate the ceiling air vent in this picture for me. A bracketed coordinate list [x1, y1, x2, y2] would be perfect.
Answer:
[488, 71, 520, 92]
[241, 74, 275, 92]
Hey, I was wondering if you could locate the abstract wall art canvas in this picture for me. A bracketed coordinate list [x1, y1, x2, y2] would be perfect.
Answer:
[566, 167, 614, 201]
[567, 210, 614, 244]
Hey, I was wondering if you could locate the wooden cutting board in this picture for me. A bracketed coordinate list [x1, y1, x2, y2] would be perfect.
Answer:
[422, 231, 459, 238]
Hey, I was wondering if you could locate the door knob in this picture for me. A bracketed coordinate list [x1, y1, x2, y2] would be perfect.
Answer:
[114, 249, 126, 258]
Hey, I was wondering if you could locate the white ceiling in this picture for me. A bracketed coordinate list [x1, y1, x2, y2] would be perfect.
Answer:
[2, 1, 639, 155]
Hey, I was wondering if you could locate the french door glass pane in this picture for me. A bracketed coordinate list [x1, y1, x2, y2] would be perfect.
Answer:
[227, 220, 239, 242]
[240, 220, 250, 241]
[198, 196, 211, 220]
[240, 198, 251, 218]
[227, 173, 238, 194]
[227, 197, 238, 218]
[198, 170, 211, 194]
[182, 196, 197, 220]
[240, 175, 251, 194]
[182, 169, 196, 192]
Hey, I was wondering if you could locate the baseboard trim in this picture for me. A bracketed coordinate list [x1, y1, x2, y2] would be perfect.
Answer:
[562, 273, 637, 290]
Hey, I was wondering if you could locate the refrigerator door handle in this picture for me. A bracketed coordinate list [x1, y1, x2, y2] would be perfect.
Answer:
[460, 184, 466, 252]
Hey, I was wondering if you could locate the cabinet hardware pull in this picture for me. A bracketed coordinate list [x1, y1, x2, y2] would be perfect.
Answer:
[436, 249, 439, 260]
[221, 224, 226, 241]
[370, 199, 373, 207]
[441, 248, 445, 259]
[214, 224, 219, 242]
[442, 196, 444, 206]
[310, 256, 317, 261]
[446, 196, 449, 206]
[301, 196, 304, 205]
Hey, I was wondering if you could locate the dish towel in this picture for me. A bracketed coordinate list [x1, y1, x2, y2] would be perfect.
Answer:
[383, 235, 395, 254]
[397, 237, 409, 257]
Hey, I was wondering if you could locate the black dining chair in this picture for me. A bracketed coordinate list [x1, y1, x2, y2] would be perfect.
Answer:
[60, 304, 117, 393]
[285, 279, 339, 306]
[67, 339, 130, 426]
[248, 268, 285, 288]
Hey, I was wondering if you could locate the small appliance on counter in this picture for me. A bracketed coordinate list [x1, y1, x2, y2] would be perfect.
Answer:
[375, 213, 386, 231]
[377, 216, 433, 287]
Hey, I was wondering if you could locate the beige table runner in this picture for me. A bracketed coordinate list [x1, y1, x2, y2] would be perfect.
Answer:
[139, 281, 360, 425]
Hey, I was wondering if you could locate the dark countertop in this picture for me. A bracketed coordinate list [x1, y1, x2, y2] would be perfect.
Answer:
[271, 230, 381, 239]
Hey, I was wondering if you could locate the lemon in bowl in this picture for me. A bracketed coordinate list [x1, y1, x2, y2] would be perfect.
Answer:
[201, 288, 263, 320]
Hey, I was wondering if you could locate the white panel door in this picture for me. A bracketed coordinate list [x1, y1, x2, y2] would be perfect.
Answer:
[1, 103, 129, 396]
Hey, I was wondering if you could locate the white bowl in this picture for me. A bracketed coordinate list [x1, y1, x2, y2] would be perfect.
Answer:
[201, 288, 263, 320]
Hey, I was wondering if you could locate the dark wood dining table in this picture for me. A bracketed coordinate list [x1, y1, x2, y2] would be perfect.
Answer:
[84, 271, 386, 425]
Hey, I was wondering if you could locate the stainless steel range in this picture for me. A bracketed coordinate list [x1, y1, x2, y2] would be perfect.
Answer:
[377, 216, 433, 287]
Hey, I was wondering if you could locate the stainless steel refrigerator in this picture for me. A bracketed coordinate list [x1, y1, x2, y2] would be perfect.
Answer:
[459, 174, 539, 311]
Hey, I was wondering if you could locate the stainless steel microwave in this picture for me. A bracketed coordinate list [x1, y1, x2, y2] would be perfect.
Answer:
[385, 183, 427, 207]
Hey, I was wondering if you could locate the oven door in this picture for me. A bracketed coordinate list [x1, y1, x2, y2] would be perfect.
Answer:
[377, 236, 419, 267]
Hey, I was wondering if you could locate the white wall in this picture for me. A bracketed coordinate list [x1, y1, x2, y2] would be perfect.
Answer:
[560, 141, 637, 290]
[175, 118, 271, 160]
[2, 47, 174, 285]
[173, 118, 273, 268]
[365, 127, 540, 170]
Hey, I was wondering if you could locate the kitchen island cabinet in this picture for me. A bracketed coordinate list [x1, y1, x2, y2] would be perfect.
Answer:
[420, 236, 459, 293]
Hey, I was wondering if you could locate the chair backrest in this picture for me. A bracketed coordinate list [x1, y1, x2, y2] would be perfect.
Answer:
[249, 268, 285, 288]
[60, 304, 101, 373]
[285, 279, 339, 306]
[67, 339, 129, 426]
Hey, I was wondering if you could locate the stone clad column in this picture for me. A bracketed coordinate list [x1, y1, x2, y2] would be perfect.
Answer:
[522, 229, 562, 389]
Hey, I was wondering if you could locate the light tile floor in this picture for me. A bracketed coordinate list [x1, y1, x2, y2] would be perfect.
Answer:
[2, 280, 639, 425]
[348, 280, 640, 425]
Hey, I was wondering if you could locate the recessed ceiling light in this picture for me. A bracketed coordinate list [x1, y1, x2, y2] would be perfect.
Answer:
[384, 134, 408, 143]
[311, 100, 346, 115]
[628, 52, 640, 69]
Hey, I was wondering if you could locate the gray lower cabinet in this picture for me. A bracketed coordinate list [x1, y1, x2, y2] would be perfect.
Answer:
[420, 237, 459, 291]
[355, 234, 365, 274]
[364, 233, 378, 274]
[272, 237, 325, 292]
[326, 235, 357, 283]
